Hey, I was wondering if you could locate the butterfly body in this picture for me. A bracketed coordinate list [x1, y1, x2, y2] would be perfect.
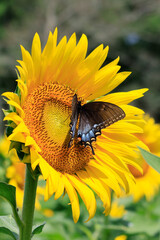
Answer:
[69, 94, 125, 154]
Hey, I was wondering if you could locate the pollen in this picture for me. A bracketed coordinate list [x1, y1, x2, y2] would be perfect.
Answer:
[23, 83, 92, 174]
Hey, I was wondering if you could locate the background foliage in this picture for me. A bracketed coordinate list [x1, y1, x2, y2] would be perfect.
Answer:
[0, 0, 160, 239]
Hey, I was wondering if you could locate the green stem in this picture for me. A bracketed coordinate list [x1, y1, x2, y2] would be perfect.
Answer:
[19, 164, 39, 240]
[11, 204, 23, 234]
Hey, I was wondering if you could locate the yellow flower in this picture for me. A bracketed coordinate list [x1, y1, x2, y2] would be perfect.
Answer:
[0, 138, 51, 214]
[0, 137, 11, 180]
[0, 137, 10, 157]
[4, 142, 43, 209]
[128, 115, 160, 201]
[110, 201, 126, 219]
[114, 235, 127, 240]
[2, 28, 148, 223]
[42, 209, 54, 218]
[6, 159, 27, 208]
[0, 137, 26, 207]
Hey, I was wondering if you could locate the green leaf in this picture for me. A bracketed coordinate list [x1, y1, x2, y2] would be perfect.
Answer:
[0, 182, 16, 209]
[0, 215, 18, 240]
[0, 227, 18, 240]
[32, 222, 46, 236]
[0, 182, 23, 233]
[138, 147, 160, 173]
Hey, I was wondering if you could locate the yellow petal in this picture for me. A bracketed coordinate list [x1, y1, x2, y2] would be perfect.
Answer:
[99, 88, 148, 105]
[13, 121, 30, 134]
[42, 28, 58, 59]
[16, 65, 26, 82]
[8, 131, 26, 143]
[102, 132, 140, 143]
[31, 32, 41, 80]
[63, 175, 80, 223]
[16, 79, 28, 105]
[87, 162, 121, 196]
[97, 138, 138, 159]
[40, 36, 67, 84]
[54, 175, 64, 200]
[25, 136, 41, 152]
[77, 45, 109, 95]
[81, 65, 121, 100]
[4, 100, 24, 117]
[2, 92, 20, 105]
[20, 45, 34, 87]
[45, 174, 58, 200]
[39, 158, 51, 180]
[106, 121, 144, 133]
[87, 70, 130, 100]
[101, 71, 131, 97]
[67, 174, 96, 222]
[95, 148, 129, 174]
[58, 34, 88, 86]
[3, 112, 22, 125]
[121, 105, 145, 119]
[30, 148, 41, 170]
[105, 56, 120, 68]
[77, 170, 111, 214]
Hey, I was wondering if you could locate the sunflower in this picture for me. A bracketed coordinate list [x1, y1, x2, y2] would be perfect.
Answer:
[0, 137, 44, 209]
[114, 235, 127, 240]
[0, 137, 10, 157]
[128, 115, 160, 201]
[0, 137, 11, 180]
[6, 151, 44, 209]
[109, 201, 126, 219]
[2, 28, 148, 223]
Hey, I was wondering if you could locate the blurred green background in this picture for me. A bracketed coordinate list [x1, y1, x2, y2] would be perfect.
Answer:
[0, 0, 160, 136]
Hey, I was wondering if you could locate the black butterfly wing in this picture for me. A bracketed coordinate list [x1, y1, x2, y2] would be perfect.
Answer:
[77, 102, 125, 153]
[68, 94, 79, 147]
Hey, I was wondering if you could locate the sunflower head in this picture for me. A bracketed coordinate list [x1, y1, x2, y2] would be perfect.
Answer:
[2, 28, 148, 222]
[128, 115, 160, 201]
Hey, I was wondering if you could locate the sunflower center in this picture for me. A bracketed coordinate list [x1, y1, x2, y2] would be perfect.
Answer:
[43, 99, 71, 146]
[23, 83, 92, 174]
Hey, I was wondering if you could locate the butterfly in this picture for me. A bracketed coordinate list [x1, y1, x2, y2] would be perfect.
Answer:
[69, 94, 125, 154]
